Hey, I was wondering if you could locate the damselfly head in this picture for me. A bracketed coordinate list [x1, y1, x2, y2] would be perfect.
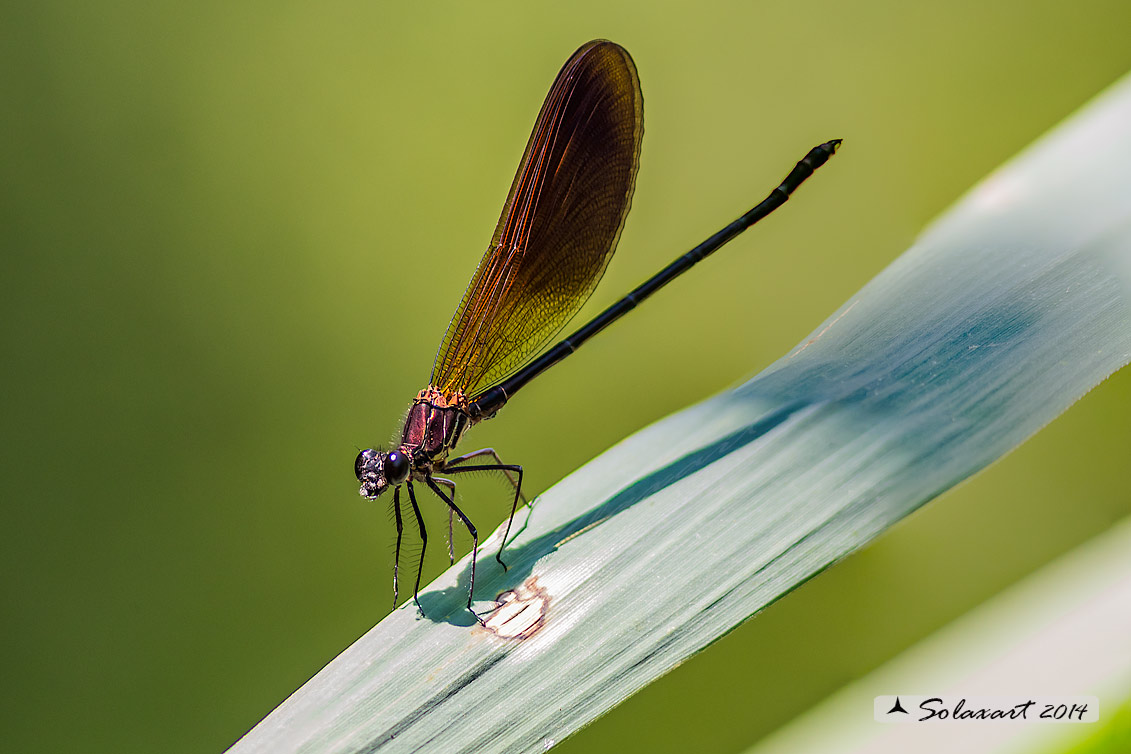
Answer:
[355, 448, 386, 498]
[355, 448, 411, 498]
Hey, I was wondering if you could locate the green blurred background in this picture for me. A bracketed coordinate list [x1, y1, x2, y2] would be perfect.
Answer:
[3, 1, 1130, 752]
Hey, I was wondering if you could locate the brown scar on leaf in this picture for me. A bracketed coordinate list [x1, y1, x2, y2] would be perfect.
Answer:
[789, 299, 858, 358]
[480, 577, 549, 639]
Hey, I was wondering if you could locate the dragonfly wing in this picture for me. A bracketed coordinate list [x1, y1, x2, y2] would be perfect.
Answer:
[430, 40, 643, 397]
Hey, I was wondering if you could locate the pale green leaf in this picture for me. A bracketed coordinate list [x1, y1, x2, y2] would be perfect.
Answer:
[744, 516, 1131, 754]
[229, 71, 1131, 754]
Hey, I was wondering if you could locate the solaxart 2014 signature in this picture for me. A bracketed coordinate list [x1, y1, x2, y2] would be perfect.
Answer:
[874, 695, 1099, 724]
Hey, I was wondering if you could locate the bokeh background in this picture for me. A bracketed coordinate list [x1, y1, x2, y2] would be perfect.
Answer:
[3, 1, 1131, 752]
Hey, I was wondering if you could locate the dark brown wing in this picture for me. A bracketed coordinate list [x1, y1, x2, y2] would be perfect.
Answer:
[430, 40, 643, 397]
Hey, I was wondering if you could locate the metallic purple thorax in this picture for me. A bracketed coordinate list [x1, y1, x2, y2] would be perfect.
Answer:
[400, 387, 471, 470]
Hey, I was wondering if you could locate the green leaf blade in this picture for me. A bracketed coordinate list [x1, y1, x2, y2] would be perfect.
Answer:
[229, 71, 1131, 754]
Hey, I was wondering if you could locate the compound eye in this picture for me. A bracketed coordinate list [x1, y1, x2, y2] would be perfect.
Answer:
[383, 450, 410, 485]
[355, 448, 378, 480]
